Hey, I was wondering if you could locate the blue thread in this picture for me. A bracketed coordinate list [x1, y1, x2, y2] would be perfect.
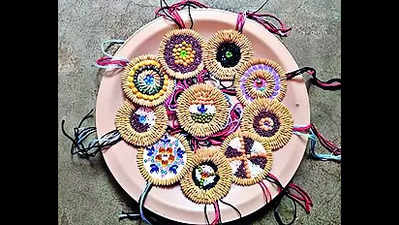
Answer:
[139, 183, 153, 225]
[197, 104, 208, 114]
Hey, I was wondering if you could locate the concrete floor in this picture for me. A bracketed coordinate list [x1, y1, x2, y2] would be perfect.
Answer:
[58, 0, 341, 224]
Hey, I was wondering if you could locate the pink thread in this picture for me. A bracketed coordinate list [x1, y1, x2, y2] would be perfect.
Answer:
[211, 201, 220, 225]
[235, 12, 247, 32]
[293, 124, 312, 132]
[155, 0, 208, 29]
[95, 56, 128, 68]
[196, 69, 207, 83]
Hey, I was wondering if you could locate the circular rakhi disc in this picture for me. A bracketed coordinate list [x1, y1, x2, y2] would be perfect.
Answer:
[236, 58, 287, 105]
[114, 100, 168, 147]
[121, 55, 175, 107]
[241, 98, 294, 151]
[137, 133, 194, 186]
[180, 148, 232, 204]
[158, 29, 206, 79]
[221, 131, 273, 186]
[176, 83, 229, 137]
[204, 29, 253, 81]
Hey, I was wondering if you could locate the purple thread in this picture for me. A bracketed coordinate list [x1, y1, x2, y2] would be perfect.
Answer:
[164, 35, 202, 73]
[249, 157, 268, 169]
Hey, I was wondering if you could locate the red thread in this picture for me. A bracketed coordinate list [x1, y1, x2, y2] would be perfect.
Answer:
[258, 181, 272, 203]
[292, 124, 312, 132]
[311, 124, 341, 155]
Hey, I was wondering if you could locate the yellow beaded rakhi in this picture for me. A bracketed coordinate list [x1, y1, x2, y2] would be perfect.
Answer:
[180, 147, 232, 204]
[241, 98, 294, 151]
[220, 131, 273, 186]
[136, 133, 194, 186]
[236, 58, 287, 105]
[114, 100, 168, 147]
[204, 29, 254, 81]
[121, 55, 175, 107]
[158, 29, 206, 79]
[176, 83, 229, 137]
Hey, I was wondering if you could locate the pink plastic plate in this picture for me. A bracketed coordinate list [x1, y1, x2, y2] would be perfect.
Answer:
[96, 8, 310, 225]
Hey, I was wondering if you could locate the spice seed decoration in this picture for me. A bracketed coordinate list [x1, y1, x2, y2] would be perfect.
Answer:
[122, 54, 175, 107]
[137, 133, 194, 186]
[180, 147, 233, 204]
[241, 98, 294, 151]
[158, 29, 206, 79]
[115, 100, 168, 147]
[236, 58, 287, 105]
[221, 131, 273, 186]
[204, 29, 254, 80]
[176, 83, 229, 137]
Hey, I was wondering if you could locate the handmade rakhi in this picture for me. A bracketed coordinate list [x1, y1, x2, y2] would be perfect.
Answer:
[176, 83, 229, 137]
[136, 133, 194, 224]
[241, 98, 294, 151]
[121, 55, 175, 107]
[236, 58, 287, 105]
[115, 100, 168, 147]
[60, 1, 342, 224]
[220, 131, 273, 186]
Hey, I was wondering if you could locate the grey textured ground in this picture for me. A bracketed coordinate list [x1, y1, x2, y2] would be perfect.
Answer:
[58, 0, 341, 224]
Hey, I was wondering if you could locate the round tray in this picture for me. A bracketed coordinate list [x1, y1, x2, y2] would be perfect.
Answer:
[96, 8, 310, 225]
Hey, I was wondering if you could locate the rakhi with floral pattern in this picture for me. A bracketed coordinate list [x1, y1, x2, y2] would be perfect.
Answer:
[114, 100, 168, 147]
[121, 54, 175, 107]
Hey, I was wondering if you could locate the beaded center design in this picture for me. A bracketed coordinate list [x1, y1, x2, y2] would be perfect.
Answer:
[192, 162, 220, 190]
[225, 136, 269, 179]
[216, 42, 241, 68]
[164, 35, 202, 73]
[143, 134, 188, 179]
[129, 107, 156, 133]
[127, 60, 169, 100]
[253, 110, 280, 137]
[172, 41, 196, 67]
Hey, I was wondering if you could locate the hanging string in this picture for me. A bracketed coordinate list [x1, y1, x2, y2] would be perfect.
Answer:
[235, 0, 291, 37]
[258, 180, 272, 203]
[219, 199, 242, 220]
[61, 109, 121, 160]
[211, 201, 221, 225]
[138, 182, 154, 225]
[118, 211, 140, 221]
[266, 173, 313, 214]
[293, 124, 341, 162]
[286, 67, 342, 90]
[94, 39, 129, 69]
[155, 0, 208, 29]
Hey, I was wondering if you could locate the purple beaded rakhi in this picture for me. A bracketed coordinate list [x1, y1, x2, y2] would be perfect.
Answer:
[114, 100, 168, 147]
[158, 29, 206, 79]
[241, 98, 294, 151]
[236, 58, 287, 106]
